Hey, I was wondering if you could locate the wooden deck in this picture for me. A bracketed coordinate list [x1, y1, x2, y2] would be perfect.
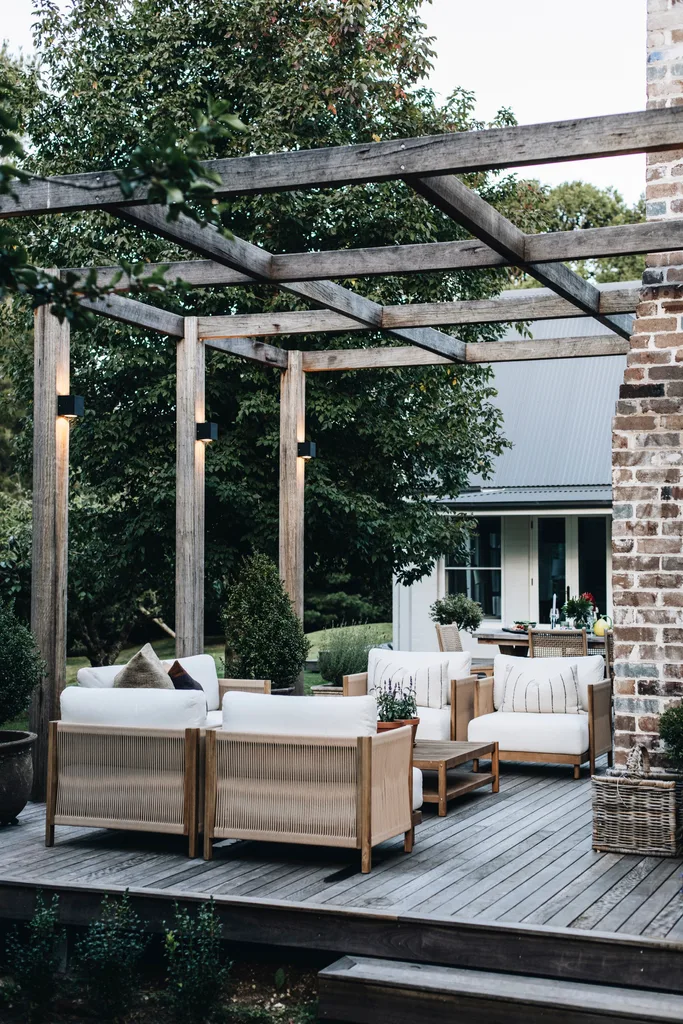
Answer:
[1, 758, 682, 990]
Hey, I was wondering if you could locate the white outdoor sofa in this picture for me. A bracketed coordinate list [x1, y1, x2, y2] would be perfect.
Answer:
[204, 691, 423, 872]
[76, 653, 270, 727]
[466, 654, 613, 778]
[342, 648, 478, 742]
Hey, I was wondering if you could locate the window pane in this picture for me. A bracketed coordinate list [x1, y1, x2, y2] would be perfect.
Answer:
[446, 568, 502, 618]
[538, 518, 565, 623]
[447, 517, 501, 568]
[579, 517, 607, 615]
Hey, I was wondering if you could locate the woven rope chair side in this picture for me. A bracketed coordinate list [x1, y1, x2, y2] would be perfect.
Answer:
[528, 628, 588, 659]
[435, 623, 463, 652]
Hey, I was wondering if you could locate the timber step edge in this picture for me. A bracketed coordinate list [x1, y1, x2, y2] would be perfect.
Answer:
[318, 955, 683, 1024]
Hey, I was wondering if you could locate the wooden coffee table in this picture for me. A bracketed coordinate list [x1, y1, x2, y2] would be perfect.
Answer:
[412, 740, 499, 816]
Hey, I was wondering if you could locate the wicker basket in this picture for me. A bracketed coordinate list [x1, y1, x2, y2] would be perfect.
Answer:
[592, 774, 683, 856]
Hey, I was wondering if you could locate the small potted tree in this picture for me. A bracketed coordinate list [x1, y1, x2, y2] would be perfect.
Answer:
[375, 677, 419, 745]
[429, 594, 482, 650]
[0, 603, 44, 823]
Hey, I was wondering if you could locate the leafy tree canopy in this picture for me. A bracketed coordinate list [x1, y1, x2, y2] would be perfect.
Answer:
[0, 0, 643, 657]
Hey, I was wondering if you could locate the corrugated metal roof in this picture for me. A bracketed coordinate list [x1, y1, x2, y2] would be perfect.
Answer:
[466, 282, 634, 490]
[450, 485, 612, 508]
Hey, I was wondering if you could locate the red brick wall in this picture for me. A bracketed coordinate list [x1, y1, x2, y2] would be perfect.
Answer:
[612, 0, 683, 768]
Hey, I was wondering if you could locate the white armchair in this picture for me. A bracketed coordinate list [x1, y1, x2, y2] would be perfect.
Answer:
[466, 654, 613, 778]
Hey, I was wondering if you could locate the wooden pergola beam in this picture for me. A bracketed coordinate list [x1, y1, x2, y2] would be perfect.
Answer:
[64, 219, 683, 289]
[301, 335, 629, 371]
[196, 287, 638, 340]
[411, 174, 635, 340]
[114, 205, 465, 361]
[4, 108, 683, 216]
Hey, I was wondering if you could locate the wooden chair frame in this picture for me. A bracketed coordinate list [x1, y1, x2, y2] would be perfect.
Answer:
[203, 726, 417, 872]
[343, 673, 478, 742]
[45, 721, 201, 856]
[472, 676, 613, 778]
[435, 624, 463, 652]
[218, 678, 271, 702]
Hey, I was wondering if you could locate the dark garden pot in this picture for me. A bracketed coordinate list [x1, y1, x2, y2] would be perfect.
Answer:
[0, 730, 37, 824]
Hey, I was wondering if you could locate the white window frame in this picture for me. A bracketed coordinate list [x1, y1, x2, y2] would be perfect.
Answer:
[442, 514, 504, 622]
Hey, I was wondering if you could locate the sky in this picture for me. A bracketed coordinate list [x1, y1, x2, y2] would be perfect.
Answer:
[1, 0, 647, 204]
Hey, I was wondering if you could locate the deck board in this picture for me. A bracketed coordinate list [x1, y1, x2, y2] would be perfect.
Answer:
[2, 760, 681, 943]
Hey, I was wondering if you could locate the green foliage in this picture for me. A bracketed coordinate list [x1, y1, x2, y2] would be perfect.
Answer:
[1, 0, 516, 640]
[223, 554, 309, 688]
[429, 593, 483, 632]
[376, 677, 417, 722]
[0, 600, 44, 727]
[5, 893, 62, 1021]
[163, 900, 230, 1024]
[659, 704, 683, 772]
[75, 892, 149, 1020]
[317, 624, 378, 684]
[304, 578, 389, 632]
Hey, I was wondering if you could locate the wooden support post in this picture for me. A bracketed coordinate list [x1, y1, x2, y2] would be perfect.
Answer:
[175, 316, 205, 657]
[279, 350, 306, 693]
[30, 286, 70, 801]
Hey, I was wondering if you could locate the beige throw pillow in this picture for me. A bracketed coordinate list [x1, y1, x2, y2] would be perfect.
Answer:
[499, 661, 581, 715]
[113, 643, 174, 690]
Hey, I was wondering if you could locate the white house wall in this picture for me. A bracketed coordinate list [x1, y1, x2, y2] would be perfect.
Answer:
[392, 512, 611, 654]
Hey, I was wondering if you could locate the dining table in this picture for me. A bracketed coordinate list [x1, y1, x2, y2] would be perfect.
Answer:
[474, 627, 606, 658]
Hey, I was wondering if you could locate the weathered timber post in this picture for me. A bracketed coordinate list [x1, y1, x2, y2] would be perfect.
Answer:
[279, 350, 306, 693]
[175, 316, 205, 657]
[30, 281, 70, 800]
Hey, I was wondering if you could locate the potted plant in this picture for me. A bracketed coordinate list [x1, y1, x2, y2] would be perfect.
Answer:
[562, 592, 594, 629]
[375, 677, 419, 745]
[0, 603, 44, 823]
[429, 593, 483, 633]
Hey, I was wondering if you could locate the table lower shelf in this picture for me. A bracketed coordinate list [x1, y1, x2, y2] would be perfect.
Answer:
[421, 770, 496, 806]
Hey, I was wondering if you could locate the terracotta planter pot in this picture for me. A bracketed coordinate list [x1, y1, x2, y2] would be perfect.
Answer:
[377, 718, 420, 746]
[0, 730, 36, 824]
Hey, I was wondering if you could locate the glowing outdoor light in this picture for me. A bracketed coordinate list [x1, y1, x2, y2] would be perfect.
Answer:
[196, 421, 218, 442]
[297, 441, 317, 460]
[57, 395, 85, 420]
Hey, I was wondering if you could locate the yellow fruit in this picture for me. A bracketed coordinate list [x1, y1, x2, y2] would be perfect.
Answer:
[593, 616, 612, 637]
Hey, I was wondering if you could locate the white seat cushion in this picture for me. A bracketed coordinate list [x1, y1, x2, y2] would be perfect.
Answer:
[205, 710, 223, 729]
[367, 649, 472, 709]
[415, 706, 451, 741]
[78, 652, 220, 711]
[493, 654, 604, 711]
[468, 711, 589, 756]
[222, 691, 378, 737]
[412, 767, 423, 811]
[60, 687, 207, 728]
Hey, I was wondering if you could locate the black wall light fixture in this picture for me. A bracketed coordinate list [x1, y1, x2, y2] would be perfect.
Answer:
[196, 422, 218, 442]
[297, 441, 317, 460]
[57, 395, 85, 420]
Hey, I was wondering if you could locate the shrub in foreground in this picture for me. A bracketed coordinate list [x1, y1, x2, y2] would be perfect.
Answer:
[164, 900, 231, 1023]
[75, 891, 149, 1019]
[5, 892, 62, 1022]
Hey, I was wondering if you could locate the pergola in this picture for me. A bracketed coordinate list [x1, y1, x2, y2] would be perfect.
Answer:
[3, 106, 682, 794]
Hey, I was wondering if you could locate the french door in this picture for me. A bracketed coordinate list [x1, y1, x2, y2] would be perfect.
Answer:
[530, 515, 611, 623]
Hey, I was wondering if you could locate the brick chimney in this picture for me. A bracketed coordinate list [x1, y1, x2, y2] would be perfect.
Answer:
[612, 0, 683, 769]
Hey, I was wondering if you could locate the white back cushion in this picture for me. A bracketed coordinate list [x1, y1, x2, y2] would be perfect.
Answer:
[60, 687, 207, 728]
[77, 653, 220, 711]
[222, 691, 377, 737]
[493, 654, 605, 711]
[498, 664, 582, 715]
[367, 649, 472, 709]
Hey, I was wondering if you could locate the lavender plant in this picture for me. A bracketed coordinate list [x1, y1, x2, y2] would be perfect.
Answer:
[375, 677, 417, 722]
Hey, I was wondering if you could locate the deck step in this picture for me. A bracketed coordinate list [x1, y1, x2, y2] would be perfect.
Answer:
[318, 955, 683, 1024]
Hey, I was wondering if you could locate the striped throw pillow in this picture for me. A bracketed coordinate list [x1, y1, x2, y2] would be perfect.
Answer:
[368, 656, 450, 709]
[499, 662, 582, 715]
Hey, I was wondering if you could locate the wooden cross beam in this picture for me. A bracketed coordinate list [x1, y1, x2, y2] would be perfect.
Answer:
[410, 175, 635, 340]
[196, 288, 638, 340]
[111, 205, 466, 361]
[4, 108, 683, 216]
[65, 218, 683, 290]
